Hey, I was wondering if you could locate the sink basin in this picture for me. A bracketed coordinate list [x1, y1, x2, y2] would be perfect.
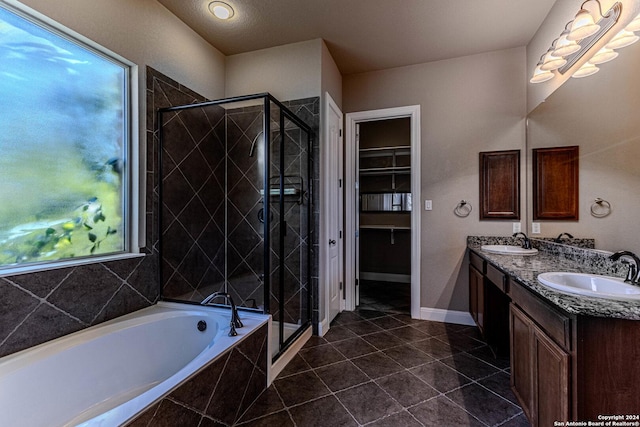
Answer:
[480, 245, 538, 256]
[537, 272, 640, 301]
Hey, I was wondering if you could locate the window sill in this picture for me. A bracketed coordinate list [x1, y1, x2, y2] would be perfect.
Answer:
[0, 252, 146, 278]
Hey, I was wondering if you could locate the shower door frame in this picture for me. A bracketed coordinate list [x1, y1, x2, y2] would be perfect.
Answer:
[157, 93, 314, 360]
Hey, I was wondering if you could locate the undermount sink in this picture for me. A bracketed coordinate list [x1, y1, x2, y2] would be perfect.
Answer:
[480, 245, 538, 256]
[537, 272, 640, 301]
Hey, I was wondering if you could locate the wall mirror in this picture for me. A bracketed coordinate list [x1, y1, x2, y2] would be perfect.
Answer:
[526, 38, 640, 253]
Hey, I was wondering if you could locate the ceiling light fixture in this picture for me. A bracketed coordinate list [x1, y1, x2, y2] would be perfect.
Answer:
[530, 0, 626, 84]
[208, 1, 234, 20]
[626, 13, 640, 32]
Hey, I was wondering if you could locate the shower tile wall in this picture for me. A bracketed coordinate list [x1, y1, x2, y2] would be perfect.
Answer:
[159, 93, 227, 302]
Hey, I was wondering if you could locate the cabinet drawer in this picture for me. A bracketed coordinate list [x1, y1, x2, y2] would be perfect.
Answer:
[469, 251, 485, 274]
[510, 280, 571, 350]
[486, 263, 508, 293]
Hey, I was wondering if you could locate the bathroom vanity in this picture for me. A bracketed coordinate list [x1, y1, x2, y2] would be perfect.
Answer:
[467, 239, 640, 426]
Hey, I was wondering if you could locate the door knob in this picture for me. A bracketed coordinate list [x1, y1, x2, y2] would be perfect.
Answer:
[329, 239, 337, 245]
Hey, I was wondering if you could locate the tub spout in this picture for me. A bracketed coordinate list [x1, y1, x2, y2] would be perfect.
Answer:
[201, 292, 243, 336]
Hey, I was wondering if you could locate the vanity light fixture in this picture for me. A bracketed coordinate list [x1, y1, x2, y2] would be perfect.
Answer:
[605, 29, 639, 49]
[552, 25, 581, 57]
[540, 48, 567, 71]
[567, 4, 602, 41]
[626, 12, 640, 32]
[530, 0, 625, 84]
[589, 46, 618, 64]
[572, 61, 599, 78]
[208, 1, 234, 20]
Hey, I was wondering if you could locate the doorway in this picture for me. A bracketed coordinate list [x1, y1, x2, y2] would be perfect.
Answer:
[345, 106, 421, 319]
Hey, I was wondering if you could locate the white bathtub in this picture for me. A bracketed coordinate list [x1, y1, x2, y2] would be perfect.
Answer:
[0, 301, 269, 427]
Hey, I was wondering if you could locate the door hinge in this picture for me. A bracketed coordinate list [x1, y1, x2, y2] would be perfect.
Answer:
[339, 129, 343, 137]
[339, 178, 342, 188]
[339, 230, 342, 239]
[339, 281, 343, 290]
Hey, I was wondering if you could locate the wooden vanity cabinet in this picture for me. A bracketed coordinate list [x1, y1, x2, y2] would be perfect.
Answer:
[510, 304, 569, 426]
[468, 251, 485, 333]
[470, 249, 640, 424]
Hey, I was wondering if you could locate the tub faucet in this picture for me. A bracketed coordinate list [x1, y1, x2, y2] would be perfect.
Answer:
[201, 292, 243, 336]
[609, 251, 640, 286]
[555, 232, 574, 243]
[512, 232, 532, 249]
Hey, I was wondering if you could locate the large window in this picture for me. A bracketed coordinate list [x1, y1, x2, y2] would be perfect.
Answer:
[0, 2, 137, 272]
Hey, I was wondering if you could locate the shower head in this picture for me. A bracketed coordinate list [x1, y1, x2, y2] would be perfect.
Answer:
[249, 131, 263, 157]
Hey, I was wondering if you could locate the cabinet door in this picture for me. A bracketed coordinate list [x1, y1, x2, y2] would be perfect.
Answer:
[533, 325, 570, 426]
[510, 304, 533, 421]
[469, 265, 484, 333]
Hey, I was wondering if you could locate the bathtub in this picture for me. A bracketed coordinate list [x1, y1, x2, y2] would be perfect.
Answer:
[0, 301, 269, 427]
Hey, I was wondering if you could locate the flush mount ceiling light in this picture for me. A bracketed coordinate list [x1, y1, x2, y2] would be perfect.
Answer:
[530, 1, 627, 84]
[208, 1, 234, 20]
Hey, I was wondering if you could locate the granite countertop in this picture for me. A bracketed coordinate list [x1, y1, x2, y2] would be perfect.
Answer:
[467, 238, 640, 321]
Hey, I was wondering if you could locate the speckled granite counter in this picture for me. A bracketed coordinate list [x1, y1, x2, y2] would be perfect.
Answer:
[467, 236, 640, 321]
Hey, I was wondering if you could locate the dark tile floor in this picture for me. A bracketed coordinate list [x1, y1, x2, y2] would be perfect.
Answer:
[358, 280, 411, 314]
[236, 310, 531, 426]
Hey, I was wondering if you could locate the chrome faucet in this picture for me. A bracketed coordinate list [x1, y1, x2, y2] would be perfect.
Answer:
[554, 232, 574, 243]
[609, 251, 640, 286]
[512, 232, 532, 249]
[201, 292, 243, 336]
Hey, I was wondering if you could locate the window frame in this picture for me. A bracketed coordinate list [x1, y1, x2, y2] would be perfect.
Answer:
[0, 0, 142, 277]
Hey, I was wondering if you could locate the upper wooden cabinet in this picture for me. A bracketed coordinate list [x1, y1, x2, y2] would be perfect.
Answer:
[532, 146, 579, 220]
[479, 150, 520, 220]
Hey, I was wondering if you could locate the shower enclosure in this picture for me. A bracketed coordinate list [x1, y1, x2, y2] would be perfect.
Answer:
[157, 93, 312, 360]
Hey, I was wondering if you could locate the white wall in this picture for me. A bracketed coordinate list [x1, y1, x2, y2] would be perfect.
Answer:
[343, 47, 527, 312]
[225, 39, 322, 100]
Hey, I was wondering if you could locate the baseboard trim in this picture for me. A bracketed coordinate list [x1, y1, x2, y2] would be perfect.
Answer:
[317, 318, 329, 336]
[419, 307, 475, 326]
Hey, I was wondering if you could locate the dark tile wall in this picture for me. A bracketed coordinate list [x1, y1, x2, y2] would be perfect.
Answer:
[126, 322, 268, 427]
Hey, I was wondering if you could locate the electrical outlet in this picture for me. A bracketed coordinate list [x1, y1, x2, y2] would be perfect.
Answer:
[532, 223, 541, 234]
[424, 200, 432, 211]
[512, 223, 521, 233]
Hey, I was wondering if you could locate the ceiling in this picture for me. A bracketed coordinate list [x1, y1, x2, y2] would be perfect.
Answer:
[157, 0, 557, 75]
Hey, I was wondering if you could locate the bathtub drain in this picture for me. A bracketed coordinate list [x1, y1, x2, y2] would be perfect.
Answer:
[197, 320, 207, 332]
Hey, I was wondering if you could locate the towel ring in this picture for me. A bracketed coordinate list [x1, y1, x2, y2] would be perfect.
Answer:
[590, 198, 611, 218]
[454, 200, 472, 218]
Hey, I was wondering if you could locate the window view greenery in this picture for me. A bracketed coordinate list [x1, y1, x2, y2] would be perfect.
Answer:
[0, 5, 128, 269]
